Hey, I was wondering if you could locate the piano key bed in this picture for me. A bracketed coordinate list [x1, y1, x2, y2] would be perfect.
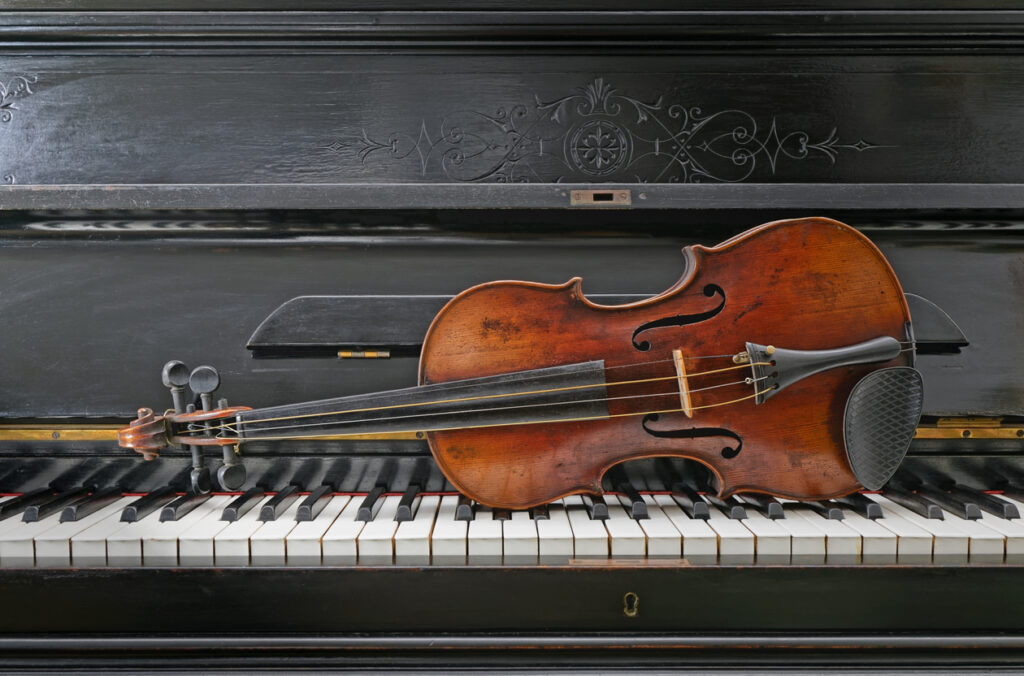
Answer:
[3, 488, 1024, 568]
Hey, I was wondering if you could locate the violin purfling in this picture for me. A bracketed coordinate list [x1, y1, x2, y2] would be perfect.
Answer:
[119, 217, 925, 508]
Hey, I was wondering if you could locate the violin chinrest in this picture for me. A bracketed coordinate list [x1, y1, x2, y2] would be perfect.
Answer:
[843, 366, 924, 490]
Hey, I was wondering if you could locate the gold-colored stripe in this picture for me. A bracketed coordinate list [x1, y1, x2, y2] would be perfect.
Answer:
[914, 427, 1024, 440]
[0, 426, 120, 442]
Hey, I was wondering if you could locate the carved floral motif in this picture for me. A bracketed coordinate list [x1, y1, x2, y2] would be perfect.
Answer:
[0, 75, 36, 124]
[325, 78, 887, 183]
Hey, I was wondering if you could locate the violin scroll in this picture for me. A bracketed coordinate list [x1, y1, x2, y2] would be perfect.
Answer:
[119, 407, 170, 460]
[117, 361, 252, 492]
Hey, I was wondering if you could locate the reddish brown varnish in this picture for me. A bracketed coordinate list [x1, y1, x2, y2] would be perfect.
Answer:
[419, 217, 912, 509]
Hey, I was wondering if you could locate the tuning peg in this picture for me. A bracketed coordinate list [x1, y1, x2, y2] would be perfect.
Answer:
[214, 395, 247, 491]
[217, 462, 246, 491]
[190, 466, 212, 495]
[161, 360, 190, 413]
[189, 365, 220, 411]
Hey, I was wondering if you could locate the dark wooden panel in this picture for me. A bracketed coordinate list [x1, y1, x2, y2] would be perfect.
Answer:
[2, 565, 1024, 634]
[1, 53, 1023, 193]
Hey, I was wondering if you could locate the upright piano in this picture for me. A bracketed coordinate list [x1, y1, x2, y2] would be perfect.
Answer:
[1, 1, 1024, 671]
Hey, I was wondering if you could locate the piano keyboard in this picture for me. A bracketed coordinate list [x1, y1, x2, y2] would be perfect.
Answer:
[1, 489, 1023, 567]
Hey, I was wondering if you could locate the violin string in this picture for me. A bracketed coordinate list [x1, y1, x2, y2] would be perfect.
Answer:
[201, 336, 915, 433]
[203, 361, 771, 433]
[204, 387, 775, 443]
[207, 376, 769, 439]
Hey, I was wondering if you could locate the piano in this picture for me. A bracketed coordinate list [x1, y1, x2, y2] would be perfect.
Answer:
[1, 1, 1024, 671]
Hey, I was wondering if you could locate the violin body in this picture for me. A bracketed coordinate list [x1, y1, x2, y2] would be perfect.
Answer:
[420, 217, 913, 508]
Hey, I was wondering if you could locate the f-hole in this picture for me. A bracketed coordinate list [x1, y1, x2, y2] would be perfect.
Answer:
[632, 284, 726, 351]
[642, 413, 743, 459]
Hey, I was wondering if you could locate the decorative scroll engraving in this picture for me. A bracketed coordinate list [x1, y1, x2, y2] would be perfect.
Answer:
[325, 78, 887, 183]
[0, 75, 36, 124]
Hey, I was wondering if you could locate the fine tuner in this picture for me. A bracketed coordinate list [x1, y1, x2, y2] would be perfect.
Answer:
[120, 217, 930, 507]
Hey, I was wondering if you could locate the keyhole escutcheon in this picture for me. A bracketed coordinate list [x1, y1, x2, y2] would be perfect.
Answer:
[623, 591, 639, 618]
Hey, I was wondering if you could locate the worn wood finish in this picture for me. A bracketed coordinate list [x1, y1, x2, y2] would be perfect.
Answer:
[421, 217, 912, 507]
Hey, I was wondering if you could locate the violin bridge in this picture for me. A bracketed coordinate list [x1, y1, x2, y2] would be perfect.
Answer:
[671, 349, 694, 418]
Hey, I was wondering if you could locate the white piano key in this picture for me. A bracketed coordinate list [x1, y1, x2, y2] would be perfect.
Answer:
[0, 508, 67, 567]
[178, 499, 237, 566]
[628, 496, 679, 558]
[564, 495, 608, 558]
[142, 495, 230, 566]
[536, 501, 574, 562]
[357, 494, 403, 564]
[871, 495, 969, 563]
[430, 495, 467, 564]
[859, 497, 933, 563]
[467, 506, 502, 563]
[733, 505, 790, 563]
[108, 506, 162, 566]
[215, 495, 275, 566]
[286, 495, 351, 566]
[704, 505, 754, 564]
[394, 494, 439, 565]
[772, 503, 825, 564]
[930, 508, 1005, 563]
[975, 501, 1024, 562]
[502, 510, 539, 563]
[322, 495, 367, 565]
[838, 509, 898, 564]
[653, 494, 717, 563]
[250, 500, 301, 566]
[63, 497, 139, 567]
[788, 506, 861, 564]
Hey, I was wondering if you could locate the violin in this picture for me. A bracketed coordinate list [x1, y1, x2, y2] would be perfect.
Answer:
[119, 217, 925, 509]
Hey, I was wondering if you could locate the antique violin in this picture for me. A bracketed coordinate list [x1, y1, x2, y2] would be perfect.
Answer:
[119, 217, 926, 509]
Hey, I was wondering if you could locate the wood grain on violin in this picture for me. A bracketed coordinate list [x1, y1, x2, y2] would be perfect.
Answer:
[119, 217, 922, 508]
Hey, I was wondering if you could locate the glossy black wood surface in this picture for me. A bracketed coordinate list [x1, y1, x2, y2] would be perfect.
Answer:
[1, 8, 1024, 211]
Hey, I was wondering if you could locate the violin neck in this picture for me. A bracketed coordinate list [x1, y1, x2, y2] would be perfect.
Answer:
[234, 361, 610, 442]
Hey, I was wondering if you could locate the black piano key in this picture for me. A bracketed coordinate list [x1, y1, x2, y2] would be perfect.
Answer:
[742, 494, 785, 519]
[581, 495, 608, 520]
[802, 500, 845, 520]
[455, 494, 475, 522]
[656, 458, 709, 520]
[493, 508, 512, 521]
[949, 486, 1020, 519]
[356, 485, 386, 522]
[259, 484, 301, 522]
[60, 486, 122, 522]
[834, 493, 884, 520]
[704, 494, 747, 520]
[0, 487, 56, 521]
[23, 486, 92, 522]
[160, 492, 211, 522]
[222, 487, 265, 522]
[608, 466, 647, 520]
[296, 484, 333, 522]
[395, 484, 420, 523]
[530, 504, 550, 520]
[395, 460, 429, 523]
[120, 486, 176, 522]
[670, 485, 710, 520]
[999, 483, 1024, 505]
[883, 487, 944, 519]
[915, 485, 982, 520]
